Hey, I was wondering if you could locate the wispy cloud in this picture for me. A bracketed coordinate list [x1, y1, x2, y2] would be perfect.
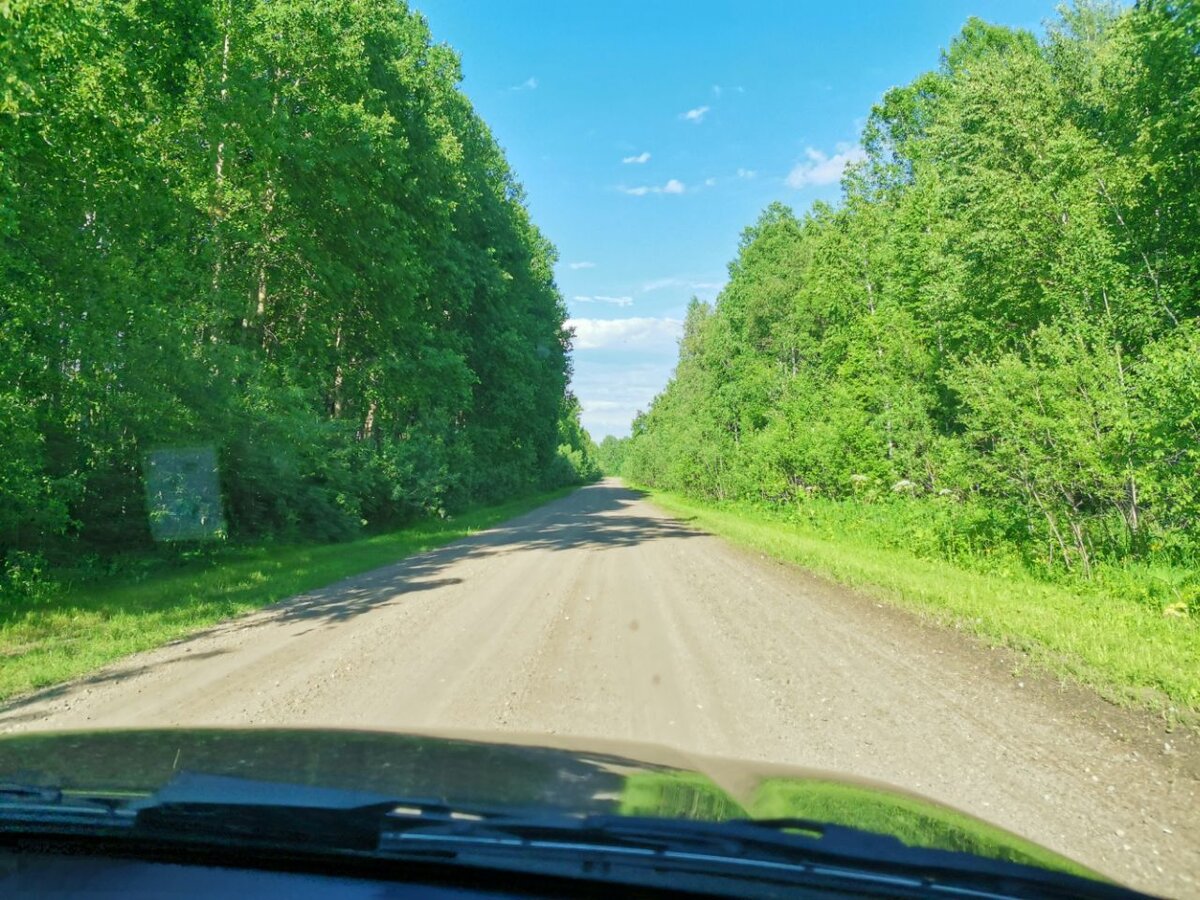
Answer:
[641, 277, 683, 292]
[785, 144, 866, 189]
[736, 167, 757, 179]
[704, 177, 717, 187]
[566, 316, 683, 351]
[568, 261, 596, 270]
[619, 178, 686, 196]
[509, 76, 538, 91]
[572, 295, 634, 307]
[641, 276, 725, 294]
[681, 105, 710, 123]
[622, 151, 651, 164]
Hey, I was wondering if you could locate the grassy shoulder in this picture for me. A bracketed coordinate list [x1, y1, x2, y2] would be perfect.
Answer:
[0, 486, 577, 703]
[639, 488, 1199, 721]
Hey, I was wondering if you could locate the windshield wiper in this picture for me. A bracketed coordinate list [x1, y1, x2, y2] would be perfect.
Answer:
[130, 771, 490, 851]
[0, 783, 63, 805]
[383, 813, 1151, 899]
[0, 773, 1151, 899]
[126, 773, 888, 862]
[0, 772, 452, 844]
[0, 780, 139, 831]
[95, 773, 922, 878]
[386, 812, 865, 861]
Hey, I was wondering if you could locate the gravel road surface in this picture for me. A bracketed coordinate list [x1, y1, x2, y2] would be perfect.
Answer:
[1, 479, 1196, 895]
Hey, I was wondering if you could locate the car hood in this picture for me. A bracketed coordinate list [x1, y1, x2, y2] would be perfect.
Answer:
[0, 726, 1102, 882]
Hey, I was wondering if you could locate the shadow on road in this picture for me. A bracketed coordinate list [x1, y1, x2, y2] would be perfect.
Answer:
[0, 482, 700, 721]
[256, 480, 700, 629]
[0, 648, 234, 727]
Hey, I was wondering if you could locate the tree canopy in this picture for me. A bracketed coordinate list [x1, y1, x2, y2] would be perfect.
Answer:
[622, 1, 1200, 586]
[1, 0, 595, 584]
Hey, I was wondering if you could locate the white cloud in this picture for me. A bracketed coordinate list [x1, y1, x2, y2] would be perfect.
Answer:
[566, 316, 683, 351]
[681, 105, 710, 123]
[568, 261, 596, 270]
[510, 76, 538, 91]
[703, 177, 717, 187]
[641, 277, 683, 292]
[573, 295, 633, 307]
[570, 360, 675, 438]
[642, 276, 725, 294]
[736, 167, 757, 179]
[622, 151, 651, 164]
[785, 145, 866, 189]
[619, 178, 686, 196]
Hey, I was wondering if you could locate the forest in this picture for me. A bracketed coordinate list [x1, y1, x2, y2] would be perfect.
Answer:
[0, 0, 598, 595]
[620, 2, 1199, 611]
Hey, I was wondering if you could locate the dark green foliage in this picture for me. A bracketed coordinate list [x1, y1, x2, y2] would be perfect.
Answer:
[0, 0, 589, 590]
[596, 436, 631, 475]
[624, 2, 1200, 599]
[545, 394, 601, 487]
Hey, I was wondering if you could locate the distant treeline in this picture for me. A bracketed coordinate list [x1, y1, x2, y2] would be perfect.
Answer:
[1, 0, 597, 584]
[621, 3, 1199, 596]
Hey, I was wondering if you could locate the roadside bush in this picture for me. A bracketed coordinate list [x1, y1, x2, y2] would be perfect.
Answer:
[0, 551, 55, 611]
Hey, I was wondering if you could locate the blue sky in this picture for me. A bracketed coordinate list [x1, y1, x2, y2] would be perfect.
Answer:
[414, 0, 1062, 438]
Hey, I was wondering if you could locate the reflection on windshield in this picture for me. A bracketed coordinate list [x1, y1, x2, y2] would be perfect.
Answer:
[0, 727, 1101, 882]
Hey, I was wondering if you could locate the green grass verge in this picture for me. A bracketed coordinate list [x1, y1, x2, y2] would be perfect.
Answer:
[639, 489, 1200, 720]
[0, 486, 577, 703]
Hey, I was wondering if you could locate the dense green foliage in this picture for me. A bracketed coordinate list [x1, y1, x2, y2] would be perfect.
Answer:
[624, 2, 1200, 612]
[1, 0, 595, 591]
[596, 435, 630, 476]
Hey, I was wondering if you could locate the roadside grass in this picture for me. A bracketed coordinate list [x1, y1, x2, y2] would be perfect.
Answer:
[0, 487, 576, 703]
[640, 489, 1200, 722]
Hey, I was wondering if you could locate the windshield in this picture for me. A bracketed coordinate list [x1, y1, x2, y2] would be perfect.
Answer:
[1, 1, 1196, 898]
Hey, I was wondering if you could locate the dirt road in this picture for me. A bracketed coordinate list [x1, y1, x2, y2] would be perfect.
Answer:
[1, 480, 1195, 895]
